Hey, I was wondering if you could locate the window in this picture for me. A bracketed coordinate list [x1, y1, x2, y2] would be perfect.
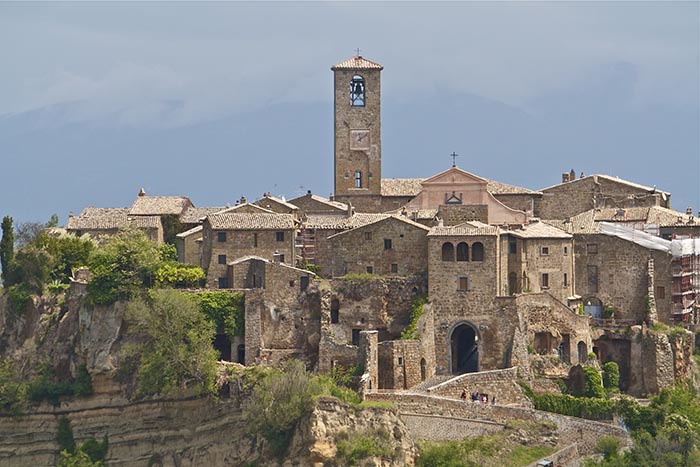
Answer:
[253, 233, 258, 247]
[656, 286, 665, 299]
[300, 276, 309, 292]
[563, 246, 568, 256]
[441, 242, 455, 261]
[218, 277, 229, 289]
[331, 299, 339, 323]
[398, 357, 403, 366]
[588, 265, 598, 293]
[350, 75, 365, 106]
[541, 273, 549, 289]
[458, 277, 470, 291]
[366, 266, 373, 274]
[540, 246, 550, 256]
[276, 231, 285, 242]
[364, 232, 372, 241]
[472, 242, 484, 261]
[384, 239, 392, 250]
[218, 254, 227, 265]
[391, 263, 398, 274]
[587, 244, 598, 255]
[456, 242, 469, 261]
[352, 329, 361, 346]
[289, 280, 295, 287]
[564, 273, 568, 287]
[217, 232, 227, 243]
[279, 254, 285, 263]
[355, 170, 362, 188]
[509, 239, 517, 254]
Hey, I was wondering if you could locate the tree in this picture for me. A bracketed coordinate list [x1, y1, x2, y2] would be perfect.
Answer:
[86, 228, 161, 305]
[0, 216, 14, 286]
[122, 289, 218, 397]
[602, 361, 620, 394]
[583, 366, 605, 398]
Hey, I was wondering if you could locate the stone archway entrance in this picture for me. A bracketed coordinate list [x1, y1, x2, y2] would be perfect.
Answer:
[451, 323, 479, 374]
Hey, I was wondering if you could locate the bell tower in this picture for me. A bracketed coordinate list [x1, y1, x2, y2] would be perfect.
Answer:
[331, 54, 383, 198]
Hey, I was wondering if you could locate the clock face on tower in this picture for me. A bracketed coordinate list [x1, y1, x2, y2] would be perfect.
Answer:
[349, 129, 370, 150]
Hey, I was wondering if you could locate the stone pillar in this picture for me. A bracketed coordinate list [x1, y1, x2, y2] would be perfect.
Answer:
[244, 290, 263, 366]
[358, 330, 379, 398]
[646, 258, 658, 324]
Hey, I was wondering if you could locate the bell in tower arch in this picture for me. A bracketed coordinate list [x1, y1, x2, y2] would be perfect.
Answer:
[350, 75, 365, 106]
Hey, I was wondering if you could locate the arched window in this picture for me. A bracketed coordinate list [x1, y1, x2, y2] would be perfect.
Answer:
[350, 75, 365, 106]
[355, 170, 362, 188]
[456, 242, 469, 261]
[441, 242, 455, 261]
[330, 298, 340, 324]
[472, 242, 484, 261]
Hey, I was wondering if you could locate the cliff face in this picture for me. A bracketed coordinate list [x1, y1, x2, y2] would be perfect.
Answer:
[0, 394, 415, 467]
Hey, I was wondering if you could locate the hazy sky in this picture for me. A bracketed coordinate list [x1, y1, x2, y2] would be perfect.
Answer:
[0, 1, 698, 224]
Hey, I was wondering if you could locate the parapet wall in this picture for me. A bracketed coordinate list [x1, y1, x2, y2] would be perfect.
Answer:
[426, 367, 531, 407]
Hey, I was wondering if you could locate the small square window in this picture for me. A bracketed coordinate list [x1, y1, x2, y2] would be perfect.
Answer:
[218, 254, 227, 265]
[253, 233, 258, 247]
[563, 246, 568, 256]
[384, 239, 392, 250]
[541, 273, 550, 289]
[587, 244, 598, 255]
[276, 231, 285, 242]
[398, 356, 403, 366]
[279, 254, 285, 263]
[540, 246, 550, 256]
[218, 277, 229, 289]
[458, 277, 469, 291]
[366, 266, 373, 274]
[289, 280, 295, 287]
[364, 232, 372, 241]
[391, 263, 398, 274]
[217, 232, 227, 243]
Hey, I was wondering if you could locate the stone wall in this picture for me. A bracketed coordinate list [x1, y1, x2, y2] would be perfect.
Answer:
[518, 237, 574, 303]
[366, 393, 630, 457]
[400, 413, 504, 441]
[329, 217, 428, 276]
[573, 233, 673, 323]
[494, 193, 538, 215]
[378, 339, 423, 390]
[425, 367, 532, 407]
[437, 204, 489, 226]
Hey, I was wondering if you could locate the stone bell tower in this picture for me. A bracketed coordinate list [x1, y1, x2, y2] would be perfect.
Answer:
[331, 54, 383, 200]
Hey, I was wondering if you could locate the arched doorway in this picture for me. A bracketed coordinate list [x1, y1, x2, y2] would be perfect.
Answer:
[214, 334, 232, 361]
[450, 322, 479, 374]
[420, 358, 426, 381]
[578, 341, 587, 363]
[508, 272, 518, 295]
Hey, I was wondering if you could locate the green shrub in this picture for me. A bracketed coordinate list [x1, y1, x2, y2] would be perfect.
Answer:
[58, 449, 103, 467]
[584, 366, 605, 398]
[602, 362, 620, 394]
[25, 364, 93, 406]
[57, 416, 76, 454]
[336, 429, 393, 466]
[595, 435, 621, 460]
[122, 289, 218, 398]
[7, 284, 31, 313]
[192, 291, 245, 337]
[80, 435, 108, 464]
[344, 272, 376, 283]
[0, 358, 26, 414]
[401, 295, 428, 340]
[154, 262, 205, 288]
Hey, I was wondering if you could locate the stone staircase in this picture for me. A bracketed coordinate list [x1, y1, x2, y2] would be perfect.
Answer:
[408, 374, 455, 392]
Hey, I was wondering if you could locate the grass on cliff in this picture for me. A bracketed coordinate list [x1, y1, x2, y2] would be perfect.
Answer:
[416, 420, 556, 467]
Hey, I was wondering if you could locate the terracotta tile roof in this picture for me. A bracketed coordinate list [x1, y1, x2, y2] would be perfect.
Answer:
[303, 213, 391, 230]
[179, 207, 227, 224]
[544, 211, 600, 234]
[176, 225, 203, 238]
[428, 222, 500, 237]
[216, 203, 275, 215]
[546, 206, 698, 233]
[331, 55, 384, 70]
[288, 193, 349, 212]
[67, 207, 161, 230]
[327, 215, 430, 239]
[207, 213, 295, 230]
[508, 221, 572, 239]
[487, 180, 540, 195]
[540, 174, 669, 195]
[381, 178, 424, 197]
[129, 196, 192, 216]
[254, 194, 299, 211]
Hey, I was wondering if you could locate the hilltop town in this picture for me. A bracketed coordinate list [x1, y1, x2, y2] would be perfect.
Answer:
[1, 55, 699, 466]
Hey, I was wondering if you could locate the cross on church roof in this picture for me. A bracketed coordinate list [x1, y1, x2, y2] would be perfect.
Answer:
[451, 152, 459, 167]
[355, 48, 362, 56]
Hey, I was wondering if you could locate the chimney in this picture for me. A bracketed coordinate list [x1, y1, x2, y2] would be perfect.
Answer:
[240, 196, 247, 204]
[569, 169, 576, 181]
[686, 206, 693, 216]
[307, 190, 312, 195]
[68, 211, 74, 218]
[347, 202, 354, 217]
[562, 172, 570, 183]
[138, 187, 146, 197]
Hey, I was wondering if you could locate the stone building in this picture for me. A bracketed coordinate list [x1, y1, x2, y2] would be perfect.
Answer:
[201, 212, 297, 288]
[536, 173, 671, 220]
[66, 207, 163, 243]
[288, 191, 348, 216]
[328, 215, 430, 276]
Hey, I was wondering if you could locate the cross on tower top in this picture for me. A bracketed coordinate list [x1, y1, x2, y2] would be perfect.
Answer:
[355, 48, 362, 57]
[450, 152, 459, 167]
